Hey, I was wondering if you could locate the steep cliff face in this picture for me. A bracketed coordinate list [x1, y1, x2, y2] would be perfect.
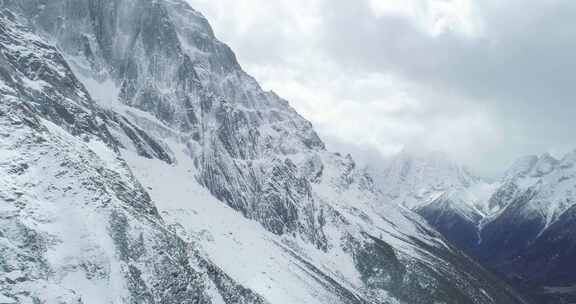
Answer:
[6, 0, 328, 247]
[0, 11, 267, 303]
[0, 1, 529, 303]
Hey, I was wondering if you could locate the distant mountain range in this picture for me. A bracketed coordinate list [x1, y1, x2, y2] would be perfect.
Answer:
[373, 149, 576, 303]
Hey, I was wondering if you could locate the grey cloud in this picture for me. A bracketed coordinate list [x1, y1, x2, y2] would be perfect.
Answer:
[321, 0, 576, 105]
[317, 0, 576, 173]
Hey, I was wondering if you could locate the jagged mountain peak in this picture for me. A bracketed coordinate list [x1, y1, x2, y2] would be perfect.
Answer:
[376, 148, 491, 211]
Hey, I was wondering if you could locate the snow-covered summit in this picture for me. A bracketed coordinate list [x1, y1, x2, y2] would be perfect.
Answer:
[374, 149, 496, 215]
[371, 149, 501, 252]
[487, 151, 576, 230]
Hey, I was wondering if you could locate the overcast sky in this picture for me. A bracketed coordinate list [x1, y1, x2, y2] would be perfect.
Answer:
[188, 0, 575, 177]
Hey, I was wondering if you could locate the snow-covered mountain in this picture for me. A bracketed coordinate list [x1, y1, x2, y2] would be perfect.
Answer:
[0, 1, 529, 303]
[371, 150, 499, 252]
[477, 152, 576, 303]
[477, 152, 576, 259]
[375, 149, 576, 303]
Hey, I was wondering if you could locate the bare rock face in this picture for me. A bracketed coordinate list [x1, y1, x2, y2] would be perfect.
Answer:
[0, 1, 528, 304]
